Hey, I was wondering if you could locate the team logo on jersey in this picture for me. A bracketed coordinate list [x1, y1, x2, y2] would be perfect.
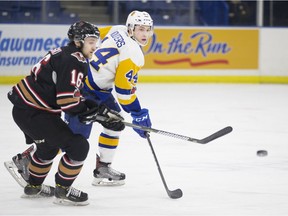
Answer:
[71, 52, 86, 63]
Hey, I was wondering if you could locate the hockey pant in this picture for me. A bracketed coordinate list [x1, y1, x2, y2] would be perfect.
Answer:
[12, 106, 89, 187]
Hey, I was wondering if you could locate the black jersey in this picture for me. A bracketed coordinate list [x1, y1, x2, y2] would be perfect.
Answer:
[8, 44, 88, 115]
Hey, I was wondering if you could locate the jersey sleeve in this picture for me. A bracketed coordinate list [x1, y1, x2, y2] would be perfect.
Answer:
[114, 58, 141, 113]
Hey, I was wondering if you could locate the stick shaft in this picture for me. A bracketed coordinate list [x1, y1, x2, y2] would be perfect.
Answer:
[124, 122, 232, 144]
[146, 133, 183, 199]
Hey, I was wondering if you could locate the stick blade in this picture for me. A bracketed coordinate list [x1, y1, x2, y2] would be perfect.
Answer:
[168, 188, 183, 199]
[198, 126, 233, 144]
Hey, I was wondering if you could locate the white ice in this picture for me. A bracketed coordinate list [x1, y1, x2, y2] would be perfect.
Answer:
[0, 83, 288, 215]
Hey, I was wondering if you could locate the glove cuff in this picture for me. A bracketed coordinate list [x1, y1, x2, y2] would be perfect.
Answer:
[131, 108, 148, 117]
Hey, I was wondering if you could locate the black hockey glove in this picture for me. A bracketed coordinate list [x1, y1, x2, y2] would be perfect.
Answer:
[84, 99, 98, 109]
[78, 104, 125, 131]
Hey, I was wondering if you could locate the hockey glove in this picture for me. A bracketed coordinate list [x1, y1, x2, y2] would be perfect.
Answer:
[78, 104, 125, 131]
[84, 99, 99, 109]
[131, 108, 152, 138]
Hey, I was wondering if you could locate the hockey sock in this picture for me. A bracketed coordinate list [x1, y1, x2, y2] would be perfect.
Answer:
[98, 129, 121, 163]
[55, 154, 84, 187]
[28, 153, 53, 185]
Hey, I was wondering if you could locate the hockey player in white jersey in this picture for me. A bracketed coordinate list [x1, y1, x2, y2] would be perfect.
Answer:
[75, 10, 154, 186]
[5, 11, 154, 187]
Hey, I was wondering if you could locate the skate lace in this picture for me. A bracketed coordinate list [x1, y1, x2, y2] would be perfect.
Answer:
[41, 185, 51, 195]
[68, 187, 81, 198]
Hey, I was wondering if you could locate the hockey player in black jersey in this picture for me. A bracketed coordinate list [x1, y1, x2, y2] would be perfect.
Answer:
[5, 21, 124, 206]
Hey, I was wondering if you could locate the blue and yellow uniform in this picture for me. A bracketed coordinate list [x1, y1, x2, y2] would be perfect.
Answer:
[86, 25, 144, 112]
[86, 25, 145, 162]
[67, 25, 145, 163]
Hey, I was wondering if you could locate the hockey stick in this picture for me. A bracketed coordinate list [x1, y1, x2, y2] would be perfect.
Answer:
[90, 115, 232, 144]
[124, 122, 233, 144]
[146, 133, 183, 199]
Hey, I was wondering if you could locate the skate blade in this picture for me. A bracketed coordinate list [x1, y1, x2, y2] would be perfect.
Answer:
[53, 198, 89, 206]
[4, 161, 27, 188]
[92, 178, 125, 186]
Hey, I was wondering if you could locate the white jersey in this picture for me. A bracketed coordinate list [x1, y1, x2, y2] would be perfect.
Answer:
[85, 25, 144, 112]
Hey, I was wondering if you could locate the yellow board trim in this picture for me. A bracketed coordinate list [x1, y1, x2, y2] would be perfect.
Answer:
[2, 75, 288, 84]
[0, 76, 25, 85]
[138, 76, 288, 84]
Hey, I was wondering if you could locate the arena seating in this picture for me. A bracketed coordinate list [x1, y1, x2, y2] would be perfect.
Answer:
[0, 0, 229, 26]
[0, 1, 78, 24]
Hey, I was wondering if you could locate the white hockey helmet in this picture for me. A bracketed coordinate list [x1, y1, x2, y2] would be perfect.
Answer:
[126, 10, 153, 46]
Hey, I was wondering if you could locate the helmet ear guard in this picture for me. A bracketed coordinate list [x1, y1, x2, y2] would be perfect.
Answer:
[68, 21, 100, 43]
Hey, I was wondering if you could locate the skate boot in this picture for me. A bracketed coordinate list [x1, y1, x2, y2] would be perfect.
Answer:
[92, 155, 125, 186]
[23, 184, 55, 198]
[12, 145, 34, 181]
[54, 184, 89, 206]
[4, 145, 34, 188]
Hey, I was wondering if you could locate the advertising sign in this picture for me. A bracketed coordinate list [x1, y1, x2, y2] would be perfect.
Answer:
[143, 28, 259, 69]
[0, 24, 69, 76]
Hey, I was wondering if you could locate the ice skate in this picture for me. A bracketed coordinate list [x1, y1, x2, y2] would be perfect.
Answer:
[22, 184, 55, 198]
[54, 184, 89, 206]
[4, 145, 34, 188]
[92, 155, 125, 186]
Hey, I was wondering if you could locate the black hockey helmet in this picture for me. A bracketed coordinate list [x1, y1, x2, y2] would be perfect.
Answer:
[68, 21, 100, 42]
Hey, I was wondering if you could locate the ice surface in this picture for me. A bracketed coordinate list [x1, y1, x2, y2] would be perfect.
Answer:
[0, 83, 288, 215]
